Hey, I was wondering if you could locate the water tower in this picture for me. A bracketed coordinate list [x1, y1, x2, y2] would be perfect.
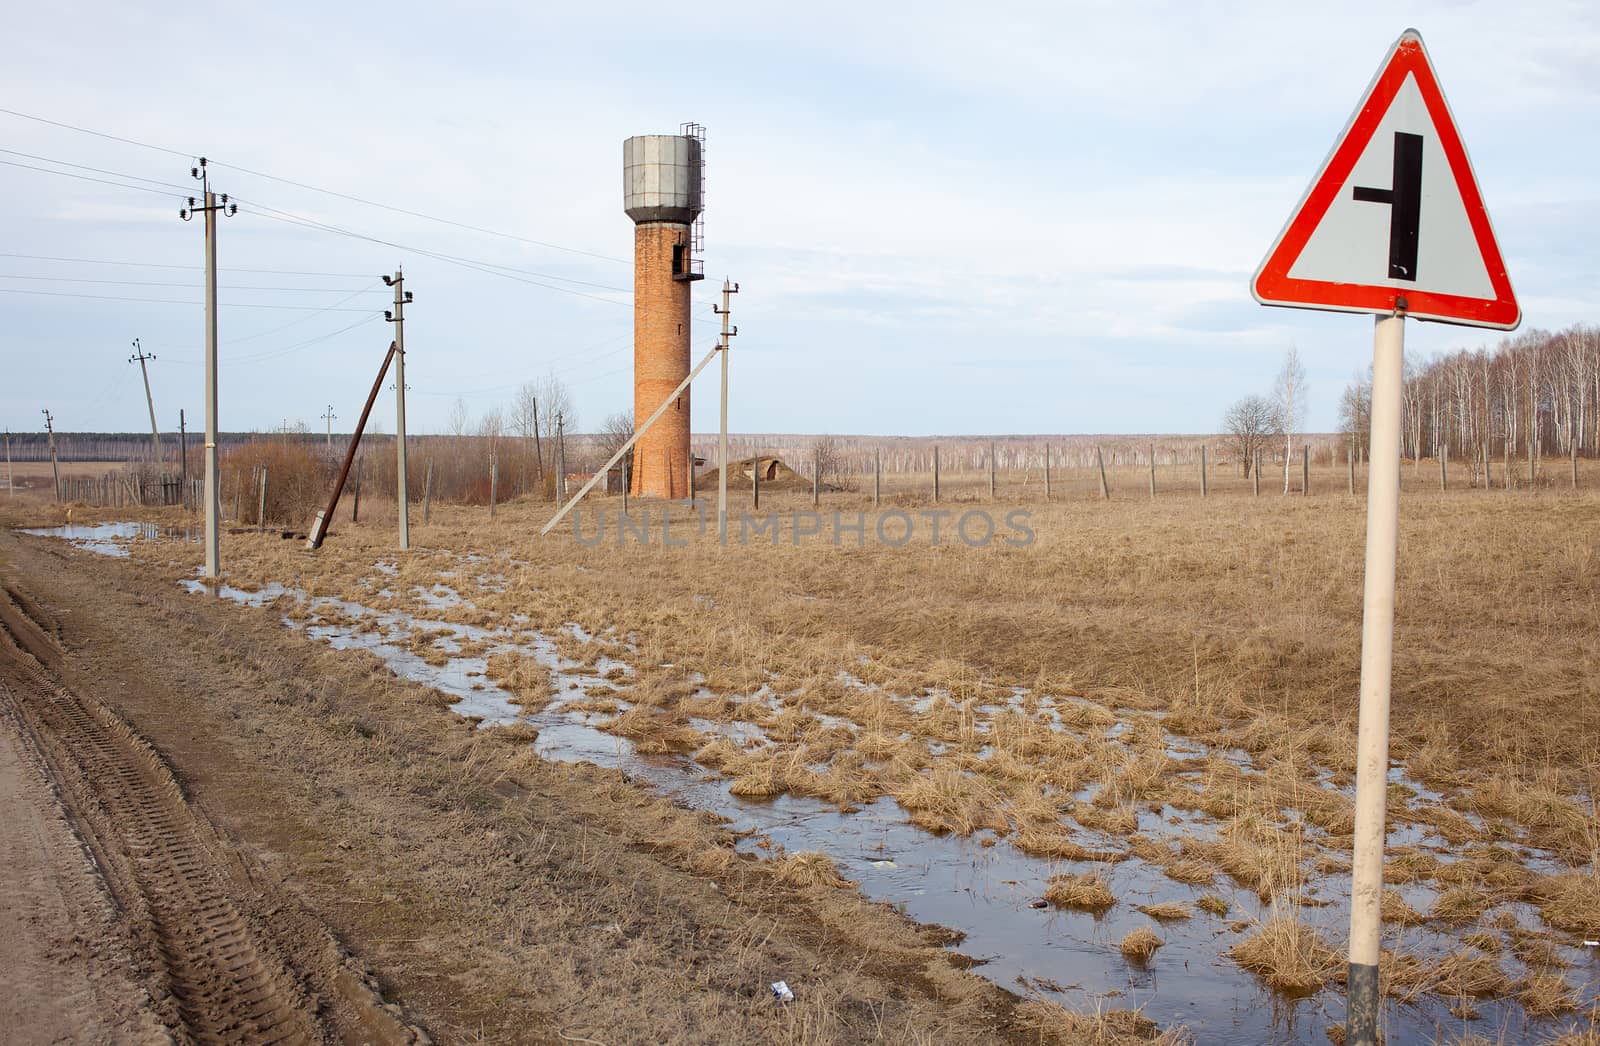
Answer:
[623, 123, 705, 499]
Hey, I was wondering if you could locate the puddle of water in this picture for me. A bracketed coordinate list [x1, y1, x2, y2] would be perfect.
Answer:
[20, 521, 199, 557]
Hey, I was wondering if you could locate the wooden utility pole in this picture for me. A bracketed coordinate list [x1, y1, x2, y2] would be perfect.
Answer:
[1303, 445, 1310, 496]
[1095, 445, 1109, 499]
[1254, 451, 1261, 496]
[1349, 435, 1356, 495]
[1043, 444, 1051, 501]
[873, 447, 881, 506]
[129, 338, 161, 463]
[423, 458, 433, 524]
[1199, 445, 1208, 498]
[811, 448, 819, 506]
[489, 460, 498, 517]
[306, 342, 396, 550]
[988, 442, 997, 500]
[1440, 443, 1448, 491]
[179, 410, 188, 480]
[41, 409, 60, 502]
[933, 446, 940, 503]
[752, 451, 760, 509]
[180, 158, 235, 579]
[3, 428, 11, 498]
[257, 466, 268, 527]
[1148, 443, 1155, 499]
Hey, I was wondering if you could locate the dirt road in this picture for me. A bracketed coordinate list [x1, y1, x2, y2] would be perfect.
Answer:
[0, 527, 1037, 1044]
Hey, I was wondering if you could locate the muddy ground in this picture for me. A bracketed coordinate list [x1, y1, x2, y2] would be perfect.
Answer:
[0, 527, 1056, 1045]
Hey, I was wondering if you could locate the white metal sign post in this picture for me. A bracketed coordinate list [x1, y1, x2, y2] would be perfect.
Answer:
[1251, 29, 1517, 1046]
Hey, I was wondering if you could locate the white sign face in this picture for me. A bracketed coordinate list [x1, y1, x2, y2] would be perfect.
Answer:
[1253, 29, 1519, 330]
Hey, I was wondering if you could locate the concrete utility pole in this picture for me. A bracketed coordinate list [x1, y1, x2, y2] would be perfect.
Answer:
[384, 270, 412, 551]
[180, 158, 236, 579]
[41, 410, 59, 502]
[129, 338, 161, 463]
[713, 279, 739, 543]
[321, 405, 336, 450]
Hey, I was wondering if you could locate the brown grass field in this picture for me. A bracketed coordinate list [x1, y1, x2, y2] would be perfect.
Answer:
[6, 455, 1599, 1043]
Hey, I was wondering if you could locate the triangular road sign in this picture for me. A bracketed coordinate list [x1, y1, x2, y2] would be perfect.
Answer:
[1253, 29, 1519, 330]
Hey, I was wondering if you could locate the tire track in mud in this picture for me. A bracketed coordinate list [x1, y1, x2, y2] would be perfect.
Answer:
[0, 590, 320, 1045]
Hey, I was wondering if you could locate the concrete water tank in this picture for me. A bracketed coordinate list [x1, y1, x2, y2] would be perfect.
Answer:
[623, 135, 703, 225]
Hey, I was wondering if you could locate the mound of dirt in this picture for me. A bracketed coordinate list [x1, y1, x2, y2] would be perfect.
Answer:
[698, 456, 839, 492]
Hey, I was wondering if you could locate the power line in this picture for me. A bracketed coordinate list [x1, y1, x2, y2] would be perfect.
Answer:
[0, 251, 371, 277]
[0, 273, 386, 293]
[0, 157, 189, 199]
[0, 286, 378, 310]
[0, 105, 625, 263]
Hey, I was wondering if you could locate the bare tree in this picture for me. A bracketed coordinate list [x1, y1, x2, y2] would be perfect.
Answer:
[1339, 370, 1373, 461]
[446, 397, 469, 437]
[596, 410, 634, 477]
[1223, 395, 1280, 476]
[511, 381, 542, 493]
[1274, 347, 1308, 493]
[810, 435, 845, 487]
[533, 371, 575, 473]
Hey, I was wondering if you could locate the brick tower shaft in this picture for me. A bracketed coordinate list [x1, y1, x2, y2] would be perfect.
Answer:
[631, 222, 692, 498]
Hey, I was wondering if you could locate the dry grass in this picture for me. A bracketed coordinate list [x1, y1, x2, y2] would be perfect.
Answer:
[1227, 917, 1340, 995]
[1518, 972, 1580, 1016]
[1134, 902, 1192, 922]
[1430, 950, 1512, 998]
[1195, 894, 1230, 917]
[1381, 889, 1425, 926]
[774, 851, 855, 890]
[1015, 999, 1188, 1045]
[1119, 927, 1164, 964]
[81, 471, 1600, 1038]
[1043, 873, 1116, 912]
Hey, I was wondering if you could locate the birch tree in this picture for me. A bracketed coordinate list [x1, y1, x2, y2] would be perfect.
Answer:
[1274, 347, 1308, 493]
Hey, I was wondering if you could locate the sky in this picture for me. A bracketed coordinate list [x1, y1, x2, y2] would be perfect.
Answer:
[1, 1, 1596, 438]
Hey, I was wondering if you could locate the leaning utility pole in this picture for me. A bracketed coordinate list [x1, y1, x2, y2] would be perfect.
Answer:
[712, 279, 739, 543]
[320, 405, 336, 450]
[384, 270, 413, 550]
[4, 428, 12, 498]
[41, 409, 59, 502]
[129, 338, 161, 463]
[181, 158, 236, 579]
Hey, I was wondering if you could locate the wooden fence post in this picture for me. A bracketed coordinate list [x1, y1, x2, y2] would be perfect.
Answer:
[1096, 445, 1109, 500]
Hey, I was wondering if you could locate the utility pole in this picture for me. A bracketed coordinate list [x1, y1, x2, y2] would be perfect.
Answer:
[320, 405, 337, 450]
[180, 158, 236, 579]
[713, 279, 739, 544]
[556, 412, 567, 505]
[384, 270, 413, 551]
[41, 409, 60, 502]
[179, 410, 188, 478]
[129, 338, 161, 463]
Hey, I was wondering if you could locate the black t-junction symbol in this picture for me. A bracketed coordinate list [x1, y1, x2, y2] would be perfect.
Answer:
[1352, 131, 1423, 281]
